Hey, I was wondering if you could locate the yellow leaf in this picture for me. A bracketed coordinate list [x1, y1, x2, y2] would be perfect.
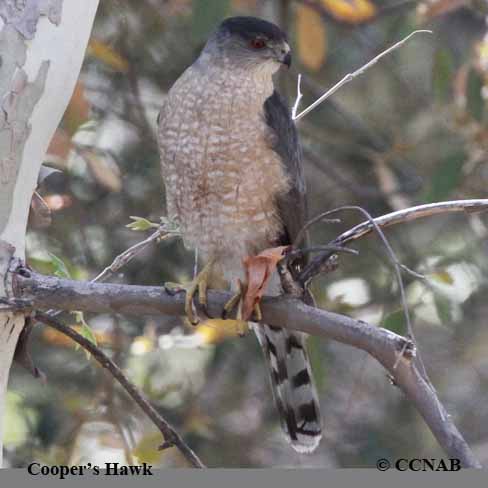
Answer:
[321, 0, 376, 24]
[195, 319, 248, 344]
[87, 38, 129, 73]
[64, 82, 90, 136]
[42, 326, 113, 348]
[132, 432, 164, 465]
[130, 335, 155, 355]
[296, 5, 327, 72]
[430, 270, 454, 285]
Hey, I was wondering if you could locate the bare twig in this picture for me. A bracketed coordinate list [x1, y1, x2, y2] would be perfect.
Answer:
[92, 228, 169, 283]
[13, 269, 482, 468]
[294, 210, 342, 248]
[335, 199, 488, 246]
[296, 200, 488, 404]
[297, 205, 430, 386]
[46, 227, 174, 318]
[286, 244, 358, 261]
[299, 199, 488, 284]
[293, 30, 432, 121]
[35, 311, 205, 469]
[292, 73, 303, 120]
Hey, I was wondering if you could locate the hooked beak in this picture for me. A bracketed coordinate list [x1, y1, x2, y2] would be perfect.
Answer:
[282, 51, 292, 68]
[276, 42, 291, 68]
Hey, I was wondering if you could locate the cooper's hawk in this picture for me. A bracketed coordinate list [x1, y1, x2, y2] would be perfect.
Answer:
[158, 16, 321, 452]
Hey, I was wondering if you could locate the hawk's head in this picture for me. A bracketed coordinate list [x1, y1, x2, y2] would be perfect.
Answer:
[204, 16, 291, 71]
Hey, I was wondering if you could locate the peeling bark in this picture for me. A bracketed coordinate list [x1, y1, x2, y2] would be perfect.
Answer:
[0, 0, 62, 39]
[0, 0, 99, 467]
[0, 27, 49, 233]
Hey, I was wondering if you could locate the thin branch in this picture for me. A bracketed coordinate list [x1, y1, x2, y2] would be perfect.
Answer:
[292, 73, 303, 120]
[13, 269, 482, 468]
[297, 199, 488, 382]
[299, 199, 488, 284]
[34, 311, 205, 469]
[335, 199, 488, 246]
[343, 208, 428, 377]
[46, 227, 174, 318]
[297, 205, 431, 390]
[92, 228, 168, 283]
[293, 30, 432, 121]
[294, 210, 342, 248]
[286, 244, 357, 261]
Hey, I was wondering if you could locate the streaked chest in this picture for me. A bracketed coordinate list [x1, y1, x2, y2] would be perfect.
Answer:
[159, 64, 290, 257]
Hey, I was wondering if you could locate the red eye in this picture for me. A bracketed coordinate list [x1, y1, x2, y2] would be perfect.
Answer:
[250, 38, 266, 49]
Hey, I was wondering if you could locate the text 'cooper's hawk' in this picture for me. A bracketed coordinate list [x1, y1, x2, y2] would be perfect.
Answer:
[158, 16, 321, 452]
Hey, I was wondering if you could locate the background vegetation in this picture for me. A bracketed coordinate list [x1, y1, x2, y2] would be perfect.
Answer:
[5, 0, 488, 467]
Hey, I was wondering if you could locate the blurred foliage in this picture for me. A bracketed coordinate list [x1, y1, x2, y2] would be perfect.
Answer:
[296, 4, 328, 71]
[6, 0, 488, 469]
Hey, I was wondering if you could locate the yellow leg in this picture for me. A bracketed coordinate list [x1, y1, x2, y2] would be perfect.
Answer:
[223, 291, 241, 320]
[252, 303, 262, 322]
[223, 281, 262, 322]
[221, 281, 260, 336]
[166, 259, 214, 326]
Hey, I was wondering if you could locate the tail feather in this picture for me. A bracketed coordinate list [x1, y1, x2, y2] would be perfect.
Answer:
[253, 323, 322, 453]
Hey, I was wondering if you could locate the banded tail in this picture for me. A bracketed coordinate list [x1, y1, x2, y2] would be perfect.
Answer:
[253, 323, 322, 452]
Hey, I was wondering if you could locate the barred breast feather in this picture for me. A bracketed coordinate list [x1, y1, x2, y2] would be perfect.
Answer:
[158, 55, 322, 452]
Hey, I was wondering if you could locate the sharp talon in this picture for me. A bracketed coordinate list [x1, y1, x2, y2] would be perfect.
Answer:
[171, 260, 214, 326]
[237, 320, 249, 337]
[201, 303, 213, 320]
[183, 317, 195, 328]
[186, 288, 200, 325]
[197, 275, 213, 319]
[222, 281, 243, 319]
[252, 303, 262, 322]
[198, 275, 207, 308]
[164, 282, 183, 296]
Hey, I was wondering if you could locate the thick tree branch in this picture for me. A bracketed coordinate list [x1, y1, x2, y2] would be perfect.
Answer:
[13, 268, 482, 468]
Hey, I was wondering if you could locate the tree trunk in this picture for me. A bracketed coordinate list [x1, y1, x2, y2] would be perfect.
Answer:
[0, 0, 99, 467]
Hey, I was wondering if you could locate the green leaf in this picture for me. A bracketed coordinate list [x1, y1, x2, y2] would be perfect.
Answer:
[382, 309, 406, 335]
[466, 68, 484, 122]
[432, 49, 454, 103]
[191, 0, 230, 44]
[48, 252, 71, 279]
[126, 216, 159, 231]
[424, 150, 465, 203]
[73, 311, 97, 359]
[28, 257, 57, 275]
[434, 295, 453, 325]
